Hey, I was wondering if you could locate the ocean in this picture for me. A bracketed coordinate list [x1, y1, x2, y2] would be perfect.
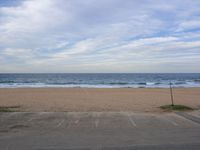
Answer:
[0, 73, 200, 88]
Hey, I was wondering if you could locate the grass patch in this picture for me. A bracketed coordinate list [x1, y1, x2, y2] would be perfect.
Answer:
[0, 106, 21, 112]
[160, 104, 193, 111]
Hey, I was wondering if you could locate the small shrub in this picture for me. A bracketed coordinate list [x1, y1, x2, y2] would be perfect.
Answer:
[160, 104, 193, 111]
[0, 106, 20, 112]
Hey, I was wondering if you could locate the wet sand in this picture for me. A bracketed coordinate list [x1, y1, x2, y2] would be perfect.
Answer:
[0, 88, 199, 112]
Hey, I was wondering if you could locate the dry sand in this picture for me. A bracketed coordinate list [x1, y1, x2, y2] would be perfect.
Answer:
[0, 88, 200, 112]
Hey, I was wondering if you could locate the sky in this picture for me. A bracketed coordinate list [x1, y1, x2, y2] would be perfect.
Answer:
[0, 0, 200, 73]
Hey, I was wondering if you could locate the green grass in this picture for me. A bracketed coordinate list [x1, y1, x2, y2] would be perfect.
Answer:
[0, 106, 20, 112]
[160, 104, 193, 111]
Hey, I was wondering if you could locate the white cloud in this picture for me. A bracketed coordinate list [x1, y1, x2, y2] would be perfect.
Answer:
[176, 20, 200, 31]
[0, 0, 200, 73]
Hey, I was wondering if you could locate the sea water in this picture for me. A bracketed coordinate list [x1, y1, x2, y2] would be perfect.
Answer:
[0, 73, 200, 88]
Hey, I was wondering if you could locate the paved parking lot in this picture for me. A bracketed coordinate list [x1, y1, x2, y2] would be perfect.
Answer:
[0, 111, 200, 150]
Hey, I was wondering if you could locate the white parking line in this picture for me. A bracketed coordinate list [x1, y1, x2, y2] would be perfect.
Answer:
[27, 113, 44, 122]
[127, 113, 137, 127]
[165, 117, 178, 126]
[56, 120, 65, 128]
[74, 119, 79, 124]
[93, 113, 100, 128]
[95, 120, 99, 128]
[27, 118, 34, 122]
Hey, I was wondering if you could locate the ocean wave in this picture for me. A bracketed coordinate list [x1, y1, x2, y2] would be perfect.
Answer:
[0, 80, 200, 88]
[173, 81, 186, 85]
[108, 82, 128, 85]
[0, 83, 200, 88]
[194, 79, 200, 82]
[154, 82, 161, 85]
[46, 82, 80, 85]
[137, 82, 147, 85]
[0, 80, 15, 83]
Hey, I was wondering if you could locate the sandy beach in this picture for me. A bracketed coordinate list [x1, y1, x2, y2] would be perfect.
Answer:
[0, 88, 200, 112]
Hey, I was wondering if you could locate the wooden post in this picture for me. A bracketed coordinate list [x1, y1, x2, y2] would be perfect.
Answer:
[169, 82, 174, 106]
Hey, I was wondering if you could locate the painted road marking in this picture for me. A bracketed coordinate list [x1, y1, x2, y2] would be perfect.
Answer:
[127, 113, 137, 127]
[165, 117, 178, 126]
[74, 119, 79, 124]
[56, 120, 65, 128]
[176, 112, 200, 125]
[93, 113, 100, 128]
[95, 119, 99, 128]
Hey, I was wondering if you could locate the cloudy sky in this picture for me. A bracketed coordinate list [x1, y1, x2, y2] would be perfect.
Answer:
[0, 0, 200, 73]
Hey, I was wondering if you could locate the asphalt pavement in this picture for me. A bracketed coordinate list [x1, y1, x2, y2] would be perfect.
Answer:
[0, 111, 200, 150]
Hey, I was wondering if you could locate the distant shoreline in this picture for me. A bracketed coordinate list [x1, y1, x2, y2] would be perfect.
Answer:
[2, 86, 200, 88]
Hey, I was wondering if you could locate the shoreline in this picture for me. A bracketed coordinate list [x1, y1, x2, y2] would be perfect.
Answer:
[1, 86, 200, 89]
[0, 87, 200, 112]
